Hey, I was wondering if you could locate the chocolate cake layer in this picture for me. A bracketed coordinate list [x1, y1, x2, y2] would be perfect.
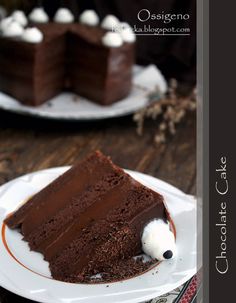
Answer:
[5, 151, 115, 229]
[43, 176, 158, 261]
[25, 172, 127, 253]
[5, 151, 167, 283]
[49, 192, 165, 282]
[5, 152, 112, 228]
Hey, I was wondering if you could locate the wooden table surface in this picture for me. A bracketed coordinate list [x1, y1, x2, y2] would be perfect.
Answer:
[0, 109, 196, 303]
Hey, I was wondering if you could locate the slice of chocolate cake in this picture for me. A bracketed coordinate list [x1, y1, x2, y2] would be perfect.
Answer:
[5, 151, 173, 283]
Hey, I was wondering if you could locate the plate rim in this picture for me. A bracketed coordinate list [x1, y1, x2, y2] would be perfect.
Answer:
[0, 90, 148, 122]
[0, 65, 154, 121]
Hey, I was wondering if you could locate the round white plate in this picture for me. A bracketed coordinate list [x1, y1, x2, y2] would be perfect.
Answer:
[0, 65, 165, 121]
[0, 167, 197, 303]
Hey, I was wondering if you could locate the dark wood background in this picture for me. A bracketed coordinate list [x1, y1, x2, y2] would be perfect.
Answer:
[0, 109, 196, 302]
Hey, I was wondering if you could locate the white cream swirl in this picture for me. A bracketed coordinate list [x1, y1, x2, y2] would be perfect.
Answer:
[102, 31, 123, 48]
[119, 22, 136, 43]
[79, 10, 99, 26]
[22, 27, 43, 43]
[11, 10, 28, 27]
[2, 20, 24, 37]
[0, 17, 13, 32]
[28, 7, 49, 23]
[54, 8, 74, 23]
[101, 14, 120, 30]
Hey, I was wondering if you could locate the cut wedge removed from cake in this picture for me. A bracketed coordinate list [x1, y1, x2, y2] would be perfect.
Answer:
[5, 151, 176, 283]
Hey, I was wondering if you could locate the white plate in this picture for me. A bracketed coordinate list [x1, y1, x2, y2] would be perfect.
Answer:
[0, 65, 166, 121]
[0, 167, 197, 303]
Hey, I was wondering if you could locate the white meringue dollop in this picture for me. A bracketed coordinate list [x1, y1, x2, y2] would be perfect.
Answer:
[101, 14, 120, 30]
[2, 20, 24, 37]
[119, 22, 136, 43]
[102, 31, 123, 48]
[79, 10, 99, 26]
[28, 7, 49, 23]
[54, 8, 74, 23]
[22, 27, 43, 43]
[0, 17, 13, 32]
[141, 219, 176, 261]
[11, 10, 28, 27]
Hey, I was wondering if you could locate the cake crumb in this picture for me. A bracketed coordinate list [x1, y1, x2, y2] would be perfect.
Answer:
[77, 257, 157, 283]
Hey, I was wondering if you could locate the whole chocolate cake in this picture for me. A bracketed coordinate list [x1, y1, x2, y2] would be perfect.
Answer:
[5, 151, 176, 283]
[0, 8, 135, 106]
